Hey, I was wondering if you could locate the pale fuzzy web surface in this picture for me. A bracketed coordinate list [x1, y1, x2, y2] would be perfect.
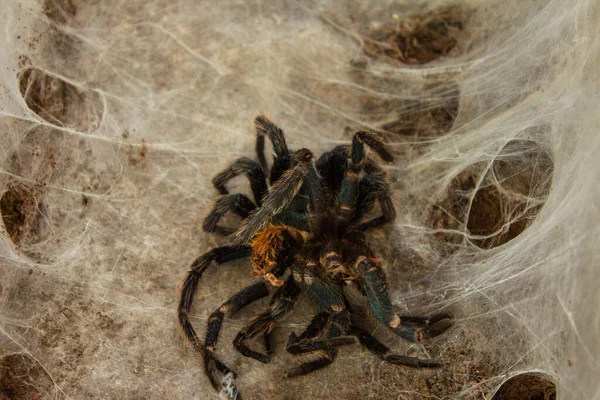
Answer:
[0, 0, 598, 399]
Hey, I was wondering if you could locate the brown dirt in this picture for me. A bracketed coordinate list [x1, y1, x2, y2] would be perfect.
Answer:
[492, 374, 556, 400]
[0, 354, 54, 400]
[362, 5, 467, 65]
[0, 182, 43, 246]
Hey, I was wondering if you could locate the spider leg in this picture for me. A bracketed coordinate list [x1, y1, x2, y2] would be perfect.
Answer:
[179, 246, 253, 348]
[283, 263, 353, 378]
[233, 276, 301, 363]
[286, 312, 355, 355]
[354, 256, 424, 343]
[212, 157, 268, 205]
[283, 348, 338, 379]
[337, 131, 394, 221]
[202, 194, 256, 236]
[232, 149, 315, 245]
[398, 312, 454, 339]
[316, 145, 385, 191]
[290, 312, 330, 342]
[352, 131, 394, 164]
[254, 115, 291, 183]
[205, 282, 270, 389]
[316, 145, 348, 192]
[178, 246, 259, 389]
[353, 173, 396, 231]
[353, 325, 442, 368]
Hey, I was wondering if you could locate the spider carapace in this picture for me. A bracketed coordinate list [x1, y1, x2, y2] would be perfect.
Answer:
[178, 115, 453, 398]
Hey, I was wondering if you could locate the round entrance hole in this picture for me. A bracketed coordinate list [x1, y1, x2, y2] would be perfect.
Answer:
[492, 373, 556, 400]
[18, 67, 103, 132]
[362, 5, 467, 65]
[467, 140, 553, 249]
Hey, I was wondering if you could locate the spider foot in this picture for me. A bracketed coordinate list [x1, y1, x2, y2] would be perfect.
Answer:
[424, 312, 453, 339]
[219, 372, 242, 400]
[205, 352, 237, 392]
[241, 347, 271, 364]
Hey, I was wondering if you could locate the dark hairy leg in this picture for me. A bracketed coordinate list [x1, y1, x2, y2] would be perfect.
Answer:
[353, 325, 442, 368]
[233, 149, 315, 245]
[285, 264, 353, 378]
[254, 115, 291, 183]
[204, 282, 270, 389]
[178, 246, 257, 389]
[353, 173, 396, 231]
[353, 256, 454, 342]
[202, 193, 256, 236]
[287, 312, 355, 353]
[212, 157, 268, 205]
[233, 276, 301, 363]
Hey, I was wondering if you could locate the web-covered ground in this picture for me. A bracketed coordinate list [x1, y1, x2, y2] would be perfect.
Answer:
[0, 0, 598, 399]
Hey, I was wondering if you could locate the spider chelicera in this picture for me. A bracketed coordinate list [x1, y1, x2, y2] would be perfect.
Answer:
[178, 116, 453, 399]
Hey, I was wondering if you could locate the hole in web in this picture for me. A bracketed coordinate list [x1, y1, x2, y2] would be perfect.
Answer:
[18, 67, 103, 132]
[492, 373, 557, 400]
[362, 5, 467, 65]
[467, 140, 553, 249]
[0, 181, 42, 248]
[369, 80, 460, 139]
[429, 138, 553, 251]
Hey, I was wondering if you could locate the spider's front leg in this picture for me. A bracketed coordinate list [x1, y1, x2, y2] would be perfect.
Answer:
[352, 172, 396, 231]
[212, 157, 268, 205]
[202, 194, 256, 236]
[254, 115, 291, 183]
[337, 131, 395, 221]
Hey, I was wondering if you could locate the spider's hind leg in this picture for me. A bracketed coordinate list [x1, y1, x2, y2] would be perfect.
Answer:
[204, 281, 270, 389]
[284, 265, 354, 378]
[354, 325, 442, 368]
[233, 276, 301, 363]
[178, 246, 260, 391]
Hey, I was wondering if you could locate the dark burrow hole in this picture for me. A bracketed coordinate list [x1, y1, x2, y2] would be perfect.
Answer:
[362, 5, 467, 65]
[0, 182, 43, 248]
[431, 139, 553, 250]
[0, 353, 54, 400]
[367, 81, 460, 139]
[348, 60, 460, 141]
[467, 140, 553, 249]
[19, 67, 103, 132]
[492, 374, 556, 400]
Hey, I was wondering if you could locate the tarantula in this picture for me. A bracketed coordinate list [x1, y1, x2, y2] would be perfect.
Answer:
[178, 116, 453, 398]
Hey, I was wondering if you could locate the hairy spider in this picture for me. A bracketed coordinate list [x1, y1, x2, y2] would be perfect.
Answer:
[178, 116, 453, 399]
